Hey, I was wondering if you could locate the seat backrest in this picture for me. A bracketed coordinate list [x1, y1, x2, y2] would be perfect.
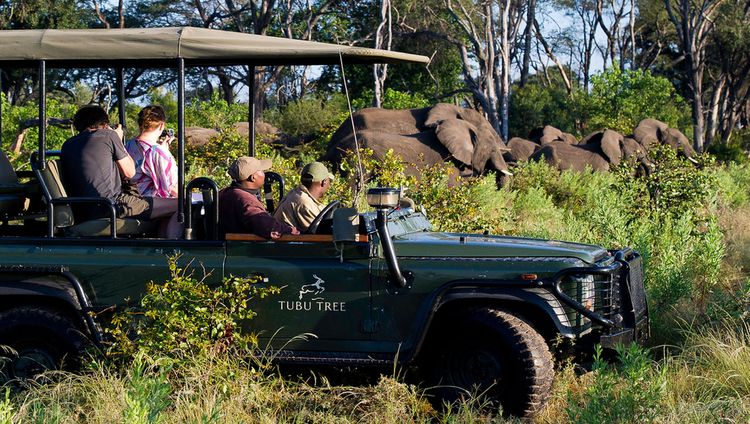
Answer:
[36, 159, 75, 227]
[0, 150, 19, 186]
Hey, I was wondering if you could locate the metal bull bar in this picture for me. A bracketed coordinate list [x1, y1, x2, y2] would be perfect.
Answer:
[545, 248, 645, 336]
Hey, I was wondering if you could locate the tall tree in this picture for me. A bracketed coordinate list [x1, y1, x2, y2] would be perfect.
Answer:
[663, 0, 726, 151]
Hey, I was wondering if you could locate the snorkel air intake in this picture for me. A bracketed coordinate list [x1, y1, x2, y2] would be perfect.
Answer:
[367, 188, 412, 288]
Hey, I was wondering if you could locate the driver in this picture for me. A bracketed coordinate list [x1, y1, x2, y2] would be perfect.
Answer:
[274, 161, 333, 232]
[219, 156, 300, 239]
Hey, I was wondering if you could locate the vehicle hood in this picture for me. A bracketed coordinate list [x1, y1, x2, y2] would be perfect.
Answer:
[392, 231, 607, 264]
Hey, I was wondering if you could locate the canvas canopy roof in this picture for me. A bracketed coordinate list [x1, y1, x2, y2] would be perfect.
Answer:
[0, 27, 430, 68]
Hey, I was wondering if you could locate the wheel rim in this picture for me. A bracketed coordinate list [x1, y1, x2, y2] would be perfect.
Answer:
[447, 346, 505, 391]
[11, 346, 59, 379]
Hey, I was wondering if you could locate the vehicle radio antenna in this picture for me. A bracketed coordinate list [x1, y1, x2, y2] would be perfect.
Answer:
[338, 51, 365, 208]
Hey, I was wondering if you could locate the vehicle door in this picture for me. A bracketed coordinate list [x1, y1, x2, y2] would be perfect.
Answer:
[224, 238, 373, 352]
[0, 239, 226, 309]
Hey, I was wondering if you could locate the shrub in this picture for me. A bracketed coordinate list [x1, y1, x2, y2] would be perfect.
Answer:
[583, 66, 691, 135]
[185, 91, 247, 130]
[106, 257, 279, 362]
[263, 94, 348, 138]
[566, 344, 665, 423]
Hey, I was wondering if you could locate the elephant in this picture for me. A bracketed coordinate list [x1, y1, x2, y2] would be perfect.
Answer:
[529, 125, 578, 145]
[505, 137, 540, 163]
[633, 119, 668, 150]
[660, 128, 698, 163]
[528, 141, 611, 172]
[422, 103, 512, 175]
[185, 127, 220, 147]
[632, 118, 698, 163]
[323, 104, 512, 179]
[581, 129, 652, 174]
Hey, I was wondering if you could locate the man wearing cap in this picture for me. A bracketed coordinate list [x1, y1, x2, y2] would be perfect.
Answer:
[219, 156, 300, 239]
[274, 161, 333, 232]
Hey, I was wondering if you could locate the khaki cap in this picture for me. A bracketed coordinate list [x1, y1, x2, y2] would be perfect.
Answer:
[301, 161, 334, 183]
[228, 156, 272, 182]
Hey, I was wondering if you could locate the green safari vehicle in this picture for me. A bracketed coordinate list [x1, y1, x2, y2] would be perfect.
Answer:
[0, 28, 648, 416]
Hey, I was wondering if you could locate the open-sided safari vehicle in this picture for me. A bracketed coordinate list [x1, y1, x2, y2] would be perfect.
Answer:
[0, 28, 648, 417]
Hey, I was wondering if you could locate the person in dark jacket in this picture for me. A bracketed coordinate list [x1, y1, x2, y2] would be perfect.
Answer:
[219, 156, 300, 239]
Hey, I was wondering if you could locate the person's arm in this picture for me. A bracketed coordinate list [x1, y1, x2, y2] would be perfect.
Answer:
[239, 197, 298, 239]
[295, 204, 321, 231]
[112, 132, 136, 179]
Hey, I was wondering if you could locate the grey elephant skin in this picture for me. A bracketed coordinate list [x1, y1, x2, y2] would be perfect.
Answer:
[323, 104, 512, 179]
[520, 119, 696, 173]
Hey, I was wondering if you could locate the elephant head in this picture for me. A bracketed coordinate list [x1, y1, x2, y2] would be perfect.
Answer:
[581, 130, 624, 165]
[424, 103, 512, 176]
[633, 118, 668, 150]
[660, 127, 698, 163]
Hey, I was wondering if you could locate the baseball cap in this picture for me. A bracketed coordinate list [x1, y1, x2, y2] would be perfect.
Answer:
[301, 162, 334, 183]
[228, 156, 272, 182]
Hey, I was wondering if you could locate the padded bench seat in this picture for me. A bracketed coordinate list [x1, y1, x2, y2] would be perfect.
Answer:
[65, 217, 158, 237]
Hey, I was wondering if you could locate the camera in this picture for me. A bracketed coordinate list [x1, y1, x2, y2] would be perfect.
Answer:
[160, 128, 174, 139]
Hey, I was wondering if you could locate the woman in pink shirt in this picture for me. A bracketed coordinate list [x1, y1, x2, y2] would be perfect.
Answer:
[125, 105, 178, 198]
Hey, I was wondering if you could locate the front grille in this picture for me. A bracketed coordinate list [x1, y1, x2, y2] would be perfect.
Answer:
[627, 254, 647, 317]
[558, 273, 619, 332]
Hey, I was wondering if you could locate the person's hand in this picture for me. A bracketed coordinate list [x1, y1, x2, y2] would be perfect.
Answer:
[270, 230, 282, 240]
[159, 135, 175, 147]
[290, 226, 300, 235]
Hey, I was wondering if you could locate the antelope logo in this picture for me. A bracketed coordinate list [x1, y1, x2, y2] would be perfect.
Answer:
[299, 274, 326, 300]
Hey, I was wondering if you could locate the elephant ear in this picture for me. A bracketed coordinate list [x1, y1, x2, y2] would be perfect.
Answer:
[435, 118, 477, 165]
[424, 103, 462, 128]
[601, 129, 623, 165]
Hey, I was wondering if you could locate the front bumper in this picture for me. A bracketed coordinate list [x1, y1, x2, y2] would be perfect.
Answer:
[547, 248, 649, 347]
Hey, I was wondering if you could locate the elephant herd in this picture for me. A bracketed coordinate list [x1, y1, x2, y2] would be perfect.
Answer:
[184, 103, 697, 184]
[323, 103, 698, 181]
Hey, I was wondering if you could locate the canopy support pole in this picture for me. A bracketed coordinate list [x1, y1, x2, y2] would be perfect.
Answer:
[38, 60, 46, 168]
[177, 57, 185, 229]
[248, 64, 256, 157]
[116, 67, 126, 134]
[0, 69, 3, 150]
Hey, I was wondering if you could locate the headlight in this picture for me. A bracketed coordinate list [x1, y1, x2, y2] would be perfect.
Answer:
[570, 274, 595, 311]
[366, 187, 400, 209]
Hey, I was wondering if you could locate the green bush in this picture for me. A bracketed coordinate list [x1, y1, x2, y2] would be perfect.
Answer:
[509, 82, 577, 138]
[263, 94, 348, 137]
[582, 66, 691, 135]
[566, 344, 665, 423]
[106, 257, 280, 362]
[185, 91, 248, 130]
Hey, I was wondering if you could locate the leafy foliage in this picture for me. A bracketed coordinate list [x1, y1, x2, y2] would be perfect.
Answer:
[582, 66, 691, 135]
[566, 344, 665, 423]
[509, 81, 578, 138]
[107, 257, 279, 362]
[263, 94, 348, 137]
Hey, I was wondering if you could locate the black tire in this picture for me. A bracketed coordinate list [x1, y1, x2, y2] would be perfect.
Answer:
[0, 306, 91, 381]
[422, 307, 554, 417]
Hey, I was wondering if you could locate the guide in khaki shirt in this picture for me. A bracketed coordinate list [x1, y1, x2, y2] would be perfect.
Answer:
[274, 161, 334, 231]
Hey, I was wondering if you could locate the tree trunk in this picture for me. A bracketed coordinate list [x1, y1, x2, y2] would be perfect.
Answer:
[519, 0, 536, 87]
[705, 77, 725, 147]
[373, 0, 392, 108]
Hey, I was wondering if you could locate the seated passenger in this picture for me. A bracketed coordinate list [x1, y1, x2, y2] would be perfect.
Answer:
[125, 105, 177, 198]
[219, 156, 300, 239]
[60, 105, 182, 239]
[273, 161, 333, 232]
